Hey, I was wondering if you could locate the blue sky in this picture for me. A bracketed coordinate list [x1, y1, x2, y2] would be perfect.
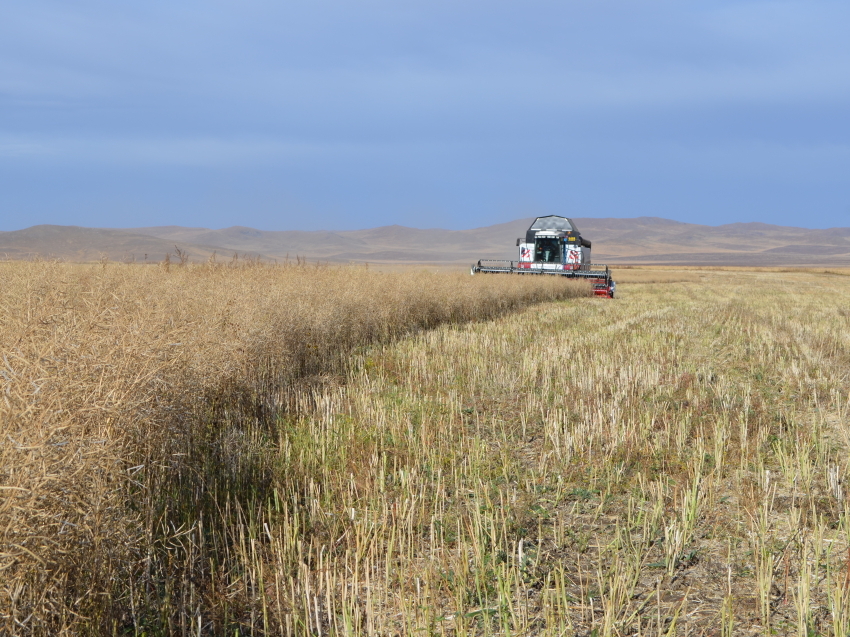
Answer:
[1, 0, 848, 231]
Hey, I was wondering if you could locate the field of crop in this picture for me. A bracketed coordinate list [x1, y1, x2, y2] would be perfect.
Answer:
[0, 260, 586, 635]
[2, 262, 849, 636]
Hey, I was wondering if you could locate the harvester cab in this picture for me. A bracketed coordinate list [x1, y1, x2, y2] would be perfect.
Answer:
[471, 215, 616, 298]
[517, 216, 592, 271]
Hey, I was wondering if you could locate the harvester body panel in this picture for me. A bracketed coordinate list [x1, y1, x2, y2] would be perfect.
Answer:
[471, 215, 615, 297]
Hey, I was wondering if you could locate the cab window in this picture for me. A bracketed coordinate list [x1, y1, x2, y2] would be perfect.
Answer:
[534, 237, 560, 263]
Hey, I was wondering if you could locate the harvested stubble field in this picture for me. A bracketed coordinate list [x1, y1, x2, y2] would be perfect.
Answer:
[2, 263, 850, 637]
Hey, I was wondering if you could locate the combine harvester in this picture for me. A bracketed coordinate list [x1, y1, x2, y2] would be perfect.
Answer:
[471, 216, 616, 298]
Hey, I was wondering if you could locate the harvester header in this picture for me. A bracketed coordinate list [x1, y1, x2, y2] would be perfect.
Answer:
[471, 215, 616, 298]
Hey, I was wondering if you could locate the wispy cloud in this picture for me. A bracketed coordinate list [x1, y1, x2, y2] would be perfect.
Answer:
[1, 1, 849, 229]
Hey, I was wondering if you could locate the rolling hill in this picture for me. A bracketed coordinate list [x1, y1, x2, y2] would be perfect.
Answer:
[2, 217, 850, 266]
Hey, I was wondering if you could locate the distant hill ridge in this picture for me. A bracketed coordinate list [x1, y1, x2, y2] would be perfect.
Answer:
[2, 217, 849, 266]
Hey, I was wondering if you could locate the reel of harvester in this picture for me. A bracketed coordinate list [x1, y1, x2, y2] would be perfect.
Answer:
[470, 216, 616, 298]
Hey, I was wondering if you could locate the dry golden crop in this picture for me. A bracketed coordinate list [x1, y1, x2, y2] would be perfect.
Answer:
[3, 263, 850, 635]
[0, 260, 587, 635]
